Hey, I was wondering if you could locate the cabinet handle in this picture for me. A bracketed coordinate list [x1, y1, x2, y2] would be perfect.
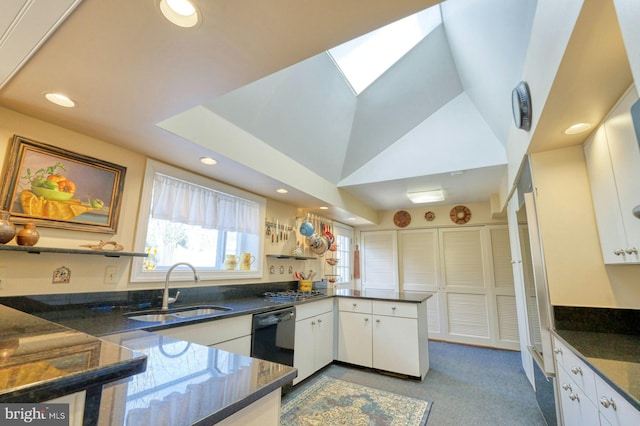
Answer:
[391, 306, 396, 311]
[568, 393, 580, 402]
[317, 319, 322, 323]
[554, 348, 562, 355]
[311, 321, 316, 325]
[364, 317, 369, 322]
[626, 247, 638, 255]
[376, 319, 380, 323]
[570, 366, 583, 376]
[562, 383, 572, 391]
[600, 397, 617, 410]
[352, 303, 357, 308]
[614, 248, 626, 256]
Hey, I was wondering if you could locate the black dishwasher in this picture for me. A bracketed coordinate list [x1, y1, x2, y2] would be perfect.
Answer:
[251, 307, 296, 367]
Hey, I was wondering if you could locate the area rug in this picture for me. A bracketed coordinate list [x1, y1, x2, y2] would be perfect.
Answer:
[281, 376, 432, 425]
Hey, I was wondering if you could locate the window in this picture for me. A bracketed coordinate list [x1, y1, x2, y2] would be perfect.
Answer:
[131, 160, 265, 282]
[332, 223, 353, 285]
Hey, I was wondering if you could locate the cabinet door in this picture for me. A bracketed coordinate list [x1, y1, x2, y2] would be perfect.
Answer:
[337, 311, 372, 367]
[584, 125, 629, 263]
[293, 317, 316, 385]
[557, 367, 600, 426]
[439, 227, 490, 345]
[604, 89, 640, 259]
[372, 315, 419, 377]
[398, 229, 441, 337]
[361, 231, 399, 291]
[315, 311, 334, 370]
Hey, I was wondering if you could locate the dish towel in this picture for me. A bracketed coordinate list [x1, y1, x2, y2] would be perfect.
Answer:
[353, 244, 360, 279]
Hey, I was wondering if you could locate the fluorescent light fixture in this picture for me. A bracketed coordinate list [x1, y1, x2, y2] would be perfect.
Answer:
[563, 122, 591, 134]
[44, 92, 75, 108]
[276, 188, 288, 194]
[407, 189, 444, 204]
[159, 0, 199, 27]
[199, 156, 217, 165]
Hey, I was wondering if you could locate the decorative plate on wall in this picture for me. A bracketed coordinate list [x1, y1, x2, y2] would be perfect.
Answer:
[424, 211, 435, 221]
[450, 205, 471, 224]
[393, 210, 411, 228]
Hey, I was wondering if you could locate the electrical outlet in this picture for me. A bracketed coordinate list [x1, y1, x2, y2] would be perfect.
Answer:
[104, 266, 119, 285]
[0, 266, 6, 289]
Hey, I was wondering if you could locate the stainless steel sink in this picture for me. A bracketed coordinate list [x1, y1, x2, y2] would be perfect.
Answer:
[126, 305, 232, 322]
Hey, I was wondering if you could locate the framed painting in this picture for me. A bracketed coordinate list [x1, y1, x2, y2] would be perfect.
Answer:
[0, 135, 126, 233]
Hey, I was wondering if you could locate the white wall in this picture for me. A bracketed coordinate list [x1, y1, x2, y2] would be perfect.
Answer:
[530, 146, 640, 308]
[0, 107, 318, 296]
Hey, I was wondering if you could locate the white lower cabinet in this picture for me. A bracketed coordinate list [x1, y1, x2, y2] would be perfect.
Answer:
[337, 298, 429, 379]
[553, 336, 639, 426]
[293, 299, 334, 385]
[154, 314, 252, 355]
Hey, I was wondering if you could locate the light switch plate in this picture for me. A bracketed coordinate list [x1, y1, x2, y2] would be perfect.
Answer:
[0, 266, 6, 289]
[104, 266, 119, 285]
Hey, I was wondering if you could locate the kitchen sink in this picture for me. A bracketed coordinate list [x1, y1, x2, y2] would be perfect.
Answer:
[126, 305, 232, 322]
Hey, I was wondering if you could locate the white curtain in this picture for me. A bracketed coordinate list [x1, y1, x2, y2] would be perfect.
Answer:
[151, 173, 259, 234]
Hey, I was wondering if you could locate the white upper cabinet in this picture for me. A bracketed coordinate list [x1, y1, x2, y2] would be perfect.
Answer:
[584, 87, 640, 264]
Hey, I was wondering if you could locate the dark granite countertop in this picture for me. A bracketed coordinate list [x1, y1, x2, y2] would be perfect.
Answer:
[327, 288, 432, 303]
[553, 329, 639, 410]
[98, 330, 297, 426]
[0, 305, 146, 403]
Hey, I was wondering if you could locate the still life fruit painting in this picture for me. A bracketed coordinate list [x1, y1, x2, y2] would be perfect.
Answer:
[0, 136, 126, 233]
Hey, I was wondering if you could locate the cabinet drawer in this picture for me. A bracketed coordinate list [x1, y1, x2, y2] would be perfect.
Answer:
[296, 298, 333, 321]
[553, 337, 597, 404]
[155, 315, 251, 346]
[594, 371, 640, 426]
[338, 298, 372, 314]
[557, 366, 600, 426]
[372, 300, 417, 318]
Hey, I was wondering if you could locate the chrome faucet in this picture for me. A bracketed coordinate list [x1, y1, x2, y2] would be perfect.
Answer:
[161, 262, 199, 310]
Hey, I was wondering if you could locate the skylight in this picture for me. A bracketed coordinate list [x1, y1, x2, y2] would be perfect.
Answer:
[328, 5, 442, 95]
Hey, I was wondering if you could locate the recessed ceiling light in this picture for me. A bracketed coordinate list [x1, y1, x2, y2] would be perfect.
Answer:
[319, 206, 329, 210]
[563, 122, 591, 135]
[407, 189, 445, 204]
[199, 156, 217, 165]
[159, 0, 199, 27]
[44, 92, 75, 108]
[347, 217, 356, 221]
[276, 188, 288, 194]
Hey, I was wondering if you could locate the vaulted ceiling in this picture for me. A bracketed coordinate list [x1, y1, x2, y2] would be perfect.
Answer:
[0, 0, 633, 224]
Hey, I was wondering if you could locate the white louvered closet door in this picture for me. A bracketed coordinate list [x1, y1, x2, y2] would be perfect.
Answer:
[439, 227, 490, 346]
[398, 229, 440, 338]
[488, 226, 520, 350]
[360, 231, 399, 292]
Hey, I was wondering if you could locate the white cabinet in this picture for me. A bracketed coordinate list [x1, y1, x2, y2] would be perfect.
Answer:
[594, 371, 640, 426]
[553, 336, 639, 426]
[154, 314, 252, 356]
[584, 87, 640, 264]
[337, 299, 373, 367]
[293, 298, 334, 385]
[337, 298, 429, 379]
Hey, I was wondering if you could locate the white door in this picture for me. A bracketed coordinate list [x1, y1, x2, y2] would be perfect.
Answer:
[487, 225, 520, 350]
[439, 227, 490, 346]
[398, 229, 441, 337]
[360, 231, 399, 291]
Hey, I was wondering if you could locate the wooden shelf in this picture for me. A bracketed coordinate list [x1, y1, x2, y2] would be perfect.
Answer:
[266, 254, 316, 260]
[0, 245, 147, 258]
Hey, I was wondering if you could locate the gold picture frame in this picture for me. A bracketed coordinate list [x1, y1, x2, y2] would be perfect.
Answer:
[0, 135, 126, 233]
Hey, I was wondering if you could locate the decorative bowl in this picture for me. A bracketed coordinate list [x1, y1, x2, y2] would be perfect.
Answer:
[30, 185, 74, 201]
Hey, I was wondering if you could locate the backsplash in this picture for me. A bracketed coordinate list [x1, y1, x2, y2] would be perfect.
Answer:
[554, 305, 640, 335]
